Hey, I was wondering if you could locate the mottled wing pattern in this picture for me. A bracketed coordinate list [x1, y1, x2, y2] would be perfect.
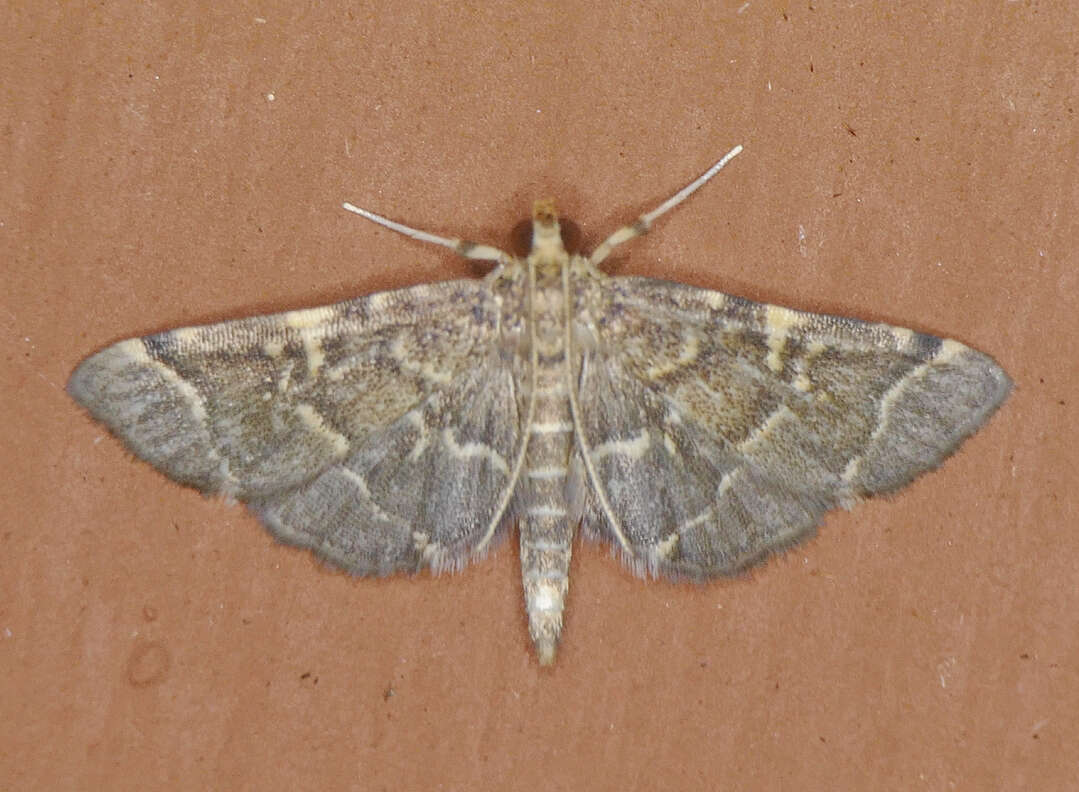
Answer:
[254, 347, 523, 574]
[571, 276, 1011, 580]
[68, 278, 524, 572]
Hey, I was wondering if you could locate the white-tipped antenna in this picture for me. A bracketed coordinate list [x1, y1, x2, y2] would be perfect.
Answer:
[590, 144, 744, 267]
[342, 202, 509, 263]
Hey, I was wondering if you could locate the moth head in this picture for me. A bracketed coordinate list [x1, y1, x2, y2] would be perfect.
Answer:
[530, 198, 566, 261]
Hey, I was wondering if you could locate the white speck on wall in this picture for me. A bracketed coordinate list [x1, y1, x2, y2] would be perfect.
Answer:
[936, 656, 957, 688]
[267, 93, 275, 102]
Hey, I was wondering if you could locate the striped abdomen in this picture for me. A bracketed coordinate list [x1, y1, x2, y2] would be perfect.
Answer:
[520, 280, 574, 664]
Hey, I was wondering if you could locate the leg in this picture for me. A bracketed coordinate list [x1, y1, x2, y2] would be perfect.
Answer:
[589, 144, 744, 267]
[342, 203, 511, 264]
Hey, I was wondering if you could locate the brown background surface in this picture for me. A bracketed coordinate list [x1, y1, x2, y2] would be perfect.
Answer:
[4, 2, 1077, 790]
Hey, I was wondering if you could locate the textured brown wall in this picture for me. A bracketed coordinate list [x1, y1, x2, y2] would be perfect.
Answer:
[4, 2, 1076, 790]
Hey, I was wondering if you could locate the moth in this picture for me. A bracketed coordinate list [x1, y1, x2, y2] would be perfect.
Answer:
[69, 146, 1011, 664]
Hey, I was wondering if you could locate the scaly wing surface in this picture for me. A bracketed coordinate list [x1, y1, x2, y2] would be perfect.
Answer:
[570, 276, 1011, 579]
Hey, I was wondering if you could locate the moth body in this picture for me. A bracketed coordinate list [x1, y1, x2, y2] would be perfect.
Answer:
[68, 146, 1011, 665]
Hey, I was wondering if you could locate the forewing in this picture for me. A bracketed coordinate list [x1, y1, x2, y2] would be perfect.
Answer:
[255, 346, 522, 574]
[68, 279, 504, 500]
[571, 276, 1011, 580]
